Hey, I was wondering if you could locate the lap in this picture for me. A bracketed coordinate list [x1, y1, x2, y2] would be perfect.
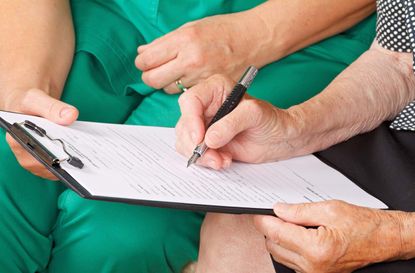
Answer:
[48, 190, 203, 273]
[274, 123, 415, 272]
[0, 133, 64, 273]
[51, 52, 204, 273]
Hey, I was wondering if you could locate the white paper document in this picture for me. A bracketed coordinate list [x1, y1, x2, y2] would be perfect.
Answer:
[0, 111, 388, 212]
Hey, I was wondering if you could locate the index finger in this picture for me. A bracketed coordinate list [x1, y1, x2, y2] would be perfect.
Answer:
[135, 40, 179, 71]
[253, 215, 313, 253]
[178, 75, 234, 119]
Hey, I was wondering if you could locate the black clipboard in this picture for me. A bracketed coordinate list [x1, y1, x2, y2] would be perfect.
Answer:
[0, 115, 274, 215]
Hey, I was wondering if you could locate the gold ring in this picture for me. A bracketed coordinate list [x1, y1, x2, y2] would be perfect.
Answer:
[175, 80, 188, 92]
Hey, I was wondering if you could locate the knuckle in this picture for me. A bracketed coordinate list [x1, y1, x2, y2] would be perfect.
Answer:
[324, 200, 344, 216]
[141, 73, 163, 89]
[187, 52, 205, 69]
[139, 53, 155, 68]
[268, 228, 281, 245]
[182, 27, 199, 42]
[307, 244, 332, 266]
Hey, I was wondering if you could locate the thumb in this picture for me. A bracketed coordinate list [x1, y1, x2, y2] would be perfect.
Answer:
[204, 99, 259, 149]
[21, 89, 78, 125]
[274, 203, 330, 227]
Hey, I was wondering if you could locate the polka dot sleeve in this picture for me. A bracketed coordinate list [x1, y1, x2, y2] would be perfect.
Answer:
[376, 0, 415, 131]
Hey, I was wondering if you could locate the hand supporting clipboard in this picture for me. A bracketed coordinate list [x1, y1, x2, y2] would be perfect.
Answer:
[1, 118, 84, 169]
[0, 114, 91, 198]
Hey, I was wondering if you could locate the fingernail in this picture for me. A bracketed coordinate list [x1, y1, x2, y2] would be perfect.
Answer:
[60, 107, 75, 119]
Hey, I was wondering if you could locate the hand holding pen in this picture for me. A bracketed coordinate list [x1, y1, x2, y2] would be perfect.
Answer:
[175, 66, 260, 168]
[176, 70, 305, 170]
[187, 66, 258, 167]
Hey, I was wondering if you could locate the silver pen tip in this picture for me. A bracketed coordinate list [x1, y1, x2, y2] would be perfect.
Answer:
[187, 153, 200, 168]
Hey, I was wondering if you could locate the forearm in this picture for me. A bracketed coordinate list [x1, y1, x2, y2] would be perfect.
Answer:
[289, 41, 415, 153]
[243, 0, 375, 67]
[0, 0, 74, 109]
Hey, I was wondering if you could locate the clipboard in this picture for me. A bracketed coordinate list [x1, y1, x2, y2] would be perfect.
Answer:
[0, 114, 275, 215]
[0, 111, 388, 215]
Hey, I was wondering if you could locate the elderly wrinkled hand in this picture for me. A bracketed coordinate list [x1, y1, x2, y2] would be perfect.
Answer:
[135, 13, 262, 94]
[175, 74, 315, 170]
[254, 201, 410, 273]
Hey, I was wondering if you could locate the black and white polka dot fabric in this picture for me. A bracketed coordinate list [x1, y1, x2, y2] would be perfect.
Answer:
[376, 0, 415, 131]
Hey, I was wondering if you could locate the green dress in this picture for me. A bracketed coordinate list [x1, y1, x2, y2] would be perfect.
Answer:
[0, 1, 376, 272]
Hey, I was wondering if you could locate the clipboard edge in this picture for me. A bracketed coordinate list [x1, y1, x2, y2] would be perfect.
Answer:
[87, 194, 275, 215]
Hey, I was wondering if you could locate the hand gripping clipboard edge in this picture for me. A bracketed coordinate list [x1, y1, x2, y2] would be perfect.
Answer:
[0, 116, 92, 198]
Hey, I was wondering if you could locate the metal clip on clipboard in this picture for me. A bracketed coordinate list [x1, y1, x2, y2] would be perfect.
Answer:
[5, 119, 84, 169]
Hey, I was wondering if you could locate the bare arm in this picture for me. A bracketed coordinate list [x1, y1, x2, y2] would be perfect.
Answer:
[0, 0, 75, 110]
[175, 41, 415, 169]
[1, 0, 78, 181]
[291, 41, 415, 154]
[136, 0, 375, 93]
[237, 0, 376, 68]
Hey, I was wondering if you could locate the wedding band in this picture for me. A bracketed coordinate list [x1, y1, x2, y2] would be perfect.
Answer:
[175, 80, 188, 92]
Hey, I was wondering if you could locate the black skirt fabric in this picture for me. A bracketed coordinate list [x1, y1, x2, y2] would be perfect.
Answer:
[273, 122, 415, 272]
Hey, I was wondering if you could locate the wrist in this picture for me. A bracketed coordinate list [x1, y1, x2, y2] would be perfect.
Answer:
[285, 102, 342, 154]
[393, 211, 415, 260]
[236, 5, 288, 68]
[371, 211, 415, 263]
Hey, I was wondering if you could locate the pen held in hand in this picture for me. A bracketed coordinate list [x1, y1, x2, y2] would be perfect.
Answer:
[187, 66, 259, 168]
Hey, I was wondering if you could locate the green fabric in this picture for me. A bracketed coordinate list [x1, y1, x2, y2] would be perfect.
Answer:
[0, 0, 377, 272]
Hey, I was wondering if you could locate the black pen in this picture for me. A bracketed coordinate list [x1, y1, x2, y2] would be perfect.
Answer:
[187, 66, 258, 167]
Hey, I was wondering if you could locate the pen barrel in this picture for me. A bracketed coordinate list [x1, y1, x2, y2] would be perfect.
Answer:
[208, 83, 247, 127]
